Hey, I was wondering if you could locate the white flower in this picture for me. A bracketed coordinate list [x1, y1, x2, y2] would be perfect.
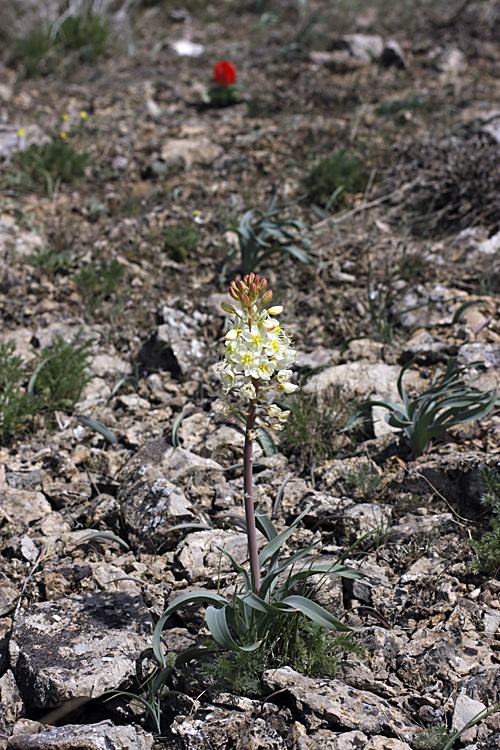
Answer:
[255, 359, 275, 380]
[239, 382, 256, 399]
[266, 404, 282, 417]
[276, 369, 293, 383]
[278, 382, 299, 394]
[241, 324, 264, 350]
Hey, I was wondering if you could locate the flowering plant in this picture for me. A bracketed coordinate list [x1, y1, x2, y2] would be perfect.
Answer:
[202, 60, 242, 106]
[152, 276, 363, 695]
[214, 60, 237, 86]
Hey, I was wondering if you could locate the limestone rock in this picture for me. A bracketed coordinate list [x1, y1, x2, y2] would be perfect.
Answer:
[170, 704, 292, 749]
[10, 592, 152, 708]
[338, 503, 392, 545]
[263, 667, 419, 741]
[0, 670, 23, 724]
[0, 215, 43, 256]
[0, 574, 19, 617]
[6, 720, 154, 749]
[119, 463, 196, 553]
[452, 694, 487, 744]
[161, 137, 220, 170]
[332, 34, 384, 63]
[137, 305, 208, 378]
[177, 528, 262, 582]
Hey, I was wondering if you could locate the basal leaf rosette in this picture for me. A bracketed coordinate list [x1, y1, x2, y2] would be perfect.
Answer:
[218, 274, 298, 437]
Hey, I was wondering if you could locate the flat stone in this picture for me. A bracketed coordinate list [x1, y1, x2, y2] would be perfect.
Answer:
[119, 463, 197, 553]
[137, 305, 208, 378]
[338, 503, 392, 544]
[6, 720, 154, 749]
[1, 489, 52, 526]
[161, 137, 220, 169]
[177, 528, 263, 582]
[333, 34, 384, 62]
[263, 667, 419, 741]
[0, 670, 23, 724]
[10, 592, 152, 708]
[0, 574, 19, 617]
[452, 694, 487, 744]
[170, 704, 292, 749]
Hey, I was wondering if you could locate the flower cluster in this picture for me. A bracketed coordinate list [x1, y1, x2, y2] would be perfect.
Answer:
[218, 274, 298, 434]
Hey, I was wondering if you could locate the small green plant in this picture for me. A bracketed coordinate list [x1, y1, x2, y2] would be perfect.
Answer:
[0, 342, 38, 440]
[225, 195, 313, 275]
[284, 387, 352, 471]
[414, 723, 449, 750]
[73, 259, 125, 314]
[13, 28, 53, 78]
[196, 647, 267, 695]
[163, 222, 199, 262]
[351, 357, 498, 457]
[346, 462, 382, 498]
[302, 148, 369, 210]
[268, 620, 364, 678]
[28, 247, 75, 276]
[14, 6, 109, 77]
[30, 333, 93, 412]
[11, 135, 90, 191]
[57, 11, 109, 61]
[470, 468, 500, 574]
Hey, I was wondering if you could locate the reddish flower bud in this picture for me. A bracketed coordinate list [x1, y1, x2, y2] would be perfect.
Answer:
[249, 282, 257, 298]
[261, 290, 273, 305]
[214, 61, 237, 86]
[258, 278, 268, 292]
[229, 287, 239, 301]
[247, 272, 255, 285]
[240, 293, 250, 308]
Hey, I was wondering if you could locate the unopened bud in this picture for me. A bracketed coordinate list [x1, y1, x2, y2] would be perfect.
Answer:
[258, 278, 268, 292]
[249, 282, 257, 298]
[261, 290, 273, 305]
[221, 302, 236, 314]
[240, 293, 251, 308]
[267, 305, 284, 315]
[229, 287, 239, 301]
[247, 272, 255, 285]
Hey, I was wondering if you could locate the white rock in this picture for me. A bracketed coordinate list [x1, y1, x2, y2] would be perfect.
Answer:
[171, 39, 204, 57]
[452, 694, 487, 731]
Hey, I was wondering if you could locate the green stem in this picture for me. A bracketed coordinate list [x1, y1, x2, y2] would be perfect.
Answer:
[244, 396, 260, 593]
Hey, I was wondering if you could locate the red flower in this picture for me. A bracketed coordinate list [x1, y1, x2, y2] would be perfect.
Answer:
[214, 61, 237, 86]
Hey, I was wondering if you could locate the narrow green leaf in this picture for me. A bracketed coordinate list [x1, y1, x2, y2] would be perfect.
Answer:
[282, 595, 361, 632]
[153, 591, 228, 665]
[206, 606, 261, 651]
[257, 505, 311, 568]
[77, 416, 117, 444]
[255, 508, 278, 541]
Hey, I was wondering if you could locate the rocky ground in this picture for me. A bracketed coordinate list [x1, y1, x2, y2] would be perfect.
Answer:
[1, 0, 500, 748]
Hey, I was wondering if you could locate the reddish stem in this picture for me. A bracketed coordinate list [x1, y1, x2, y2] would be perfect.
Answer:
[244, 396, 260, 593]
